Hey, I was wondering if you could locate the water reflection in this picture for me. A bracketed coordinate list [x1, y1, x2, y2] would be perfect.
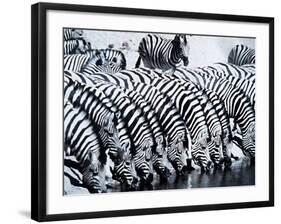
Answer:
[108, 157, 255, 193]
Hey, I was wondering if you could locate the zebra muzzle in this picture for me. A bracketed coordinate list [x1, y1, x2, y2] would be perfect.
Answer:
[182, 57, 189, 66]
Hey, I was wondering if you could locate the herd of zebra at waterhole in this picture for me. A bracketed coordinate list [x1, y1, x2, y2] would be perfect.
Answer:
[63, 28, 256, 194]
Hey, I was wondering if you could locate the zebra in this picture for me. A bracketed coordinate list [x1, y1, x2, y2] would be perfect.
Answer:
[147, 77, 215, 170]
[64, 54, 92, 72]
[83, 49, 127, 74]
[63, 28, 83, 41]
[194, 63, 256, 146]
[205, 62, 256, 83]
[95, 79, 171, 179]
[228, 44, 255, 66]
[64, 99, 104, 193]
[155, 71, 232, 166]
[196, 64, 256, 107]
[135, 34, 190, 74]
[110, 68, 215, 171]
[173, 66, 256, 161]
[91, 79, 159, 182]
[64, 76, 138, 189]
[74, 69, 191, 174]
[64, 38, 89, 55]
[146, 70, 224, 167]
[65, 71, 155, 184]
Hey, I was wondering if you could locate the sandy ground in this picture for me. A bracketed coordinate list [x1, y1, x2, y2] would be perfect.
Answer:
[82, 29, 255, 68]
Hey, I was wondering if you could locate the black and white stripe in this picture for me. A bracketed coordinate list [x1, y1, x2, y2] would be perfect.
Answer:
[64, 28, 83, 41]
[173, 66, 255, 160]
[64, 38, 89, 55]
[135, 34, 190, 73]
[228, 44, 255, 66]
[78, 69, 191, 174]
[64, 76, 137, 189]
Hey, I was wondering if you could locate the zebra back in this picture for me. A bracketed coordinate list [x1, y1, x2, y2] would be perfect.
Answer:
[228, 44, 255, 66]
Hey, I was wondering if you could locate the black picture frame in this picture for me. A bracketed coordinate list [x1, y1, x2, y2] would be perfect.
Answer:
[31, 2, 274, 222]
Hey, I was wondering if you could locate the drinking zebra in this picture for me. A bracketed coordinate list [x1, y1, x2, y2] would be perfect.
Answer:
[135, 34, 190, 74]
[228, 44, 255, 66]
[173, 66, 256, 162]
[74, 69, 191, 174]
[65, 71, 155, 184]
[64, 76, 138, 190]
[153, 71, 232, 166]
[64, 99, 106, 193]
[112, 68, 214, 171]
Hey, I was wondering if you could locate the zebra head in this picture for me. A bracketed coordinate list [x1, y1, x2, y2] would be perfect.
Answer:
[155, 136, 165, 156]
[75, 38, 90, 54]
[197, 128, 210, 148]
[172, 34, 190, 66]
[208, 138, 223, 166]
[71, 28, 83, 38]
[242, 121, 255, 158]
[143, 138, 153, 161]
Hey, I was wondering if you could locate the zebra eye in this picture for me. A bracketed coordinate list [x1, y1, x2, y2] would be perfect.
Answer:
[112, 57, 117, 63]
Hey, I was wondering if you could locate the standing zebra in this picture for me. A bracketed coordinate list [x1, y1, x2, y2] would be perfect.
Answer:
[64, 28, 83, 41]
[135, 34, 190, 74]
[228, 44, 255, 66]
[64, 38, 89, 55]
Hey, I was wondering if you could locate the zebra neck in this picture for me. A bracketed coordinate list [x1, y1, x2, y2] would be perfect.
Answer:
[170, 45, 182, 64]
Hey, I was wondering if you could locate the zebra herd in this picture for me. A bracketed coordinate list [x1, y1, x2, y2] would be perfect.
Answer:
[63, 28, 256, 193]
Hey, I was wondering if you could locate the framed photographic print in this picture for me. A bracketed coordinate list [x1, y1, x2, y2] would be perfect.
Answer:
[31, 2, 274, 222]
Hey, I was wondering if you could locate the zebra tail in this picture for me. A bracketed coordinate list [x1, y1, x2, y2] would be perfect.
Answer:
[135, 56, 142, 68]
